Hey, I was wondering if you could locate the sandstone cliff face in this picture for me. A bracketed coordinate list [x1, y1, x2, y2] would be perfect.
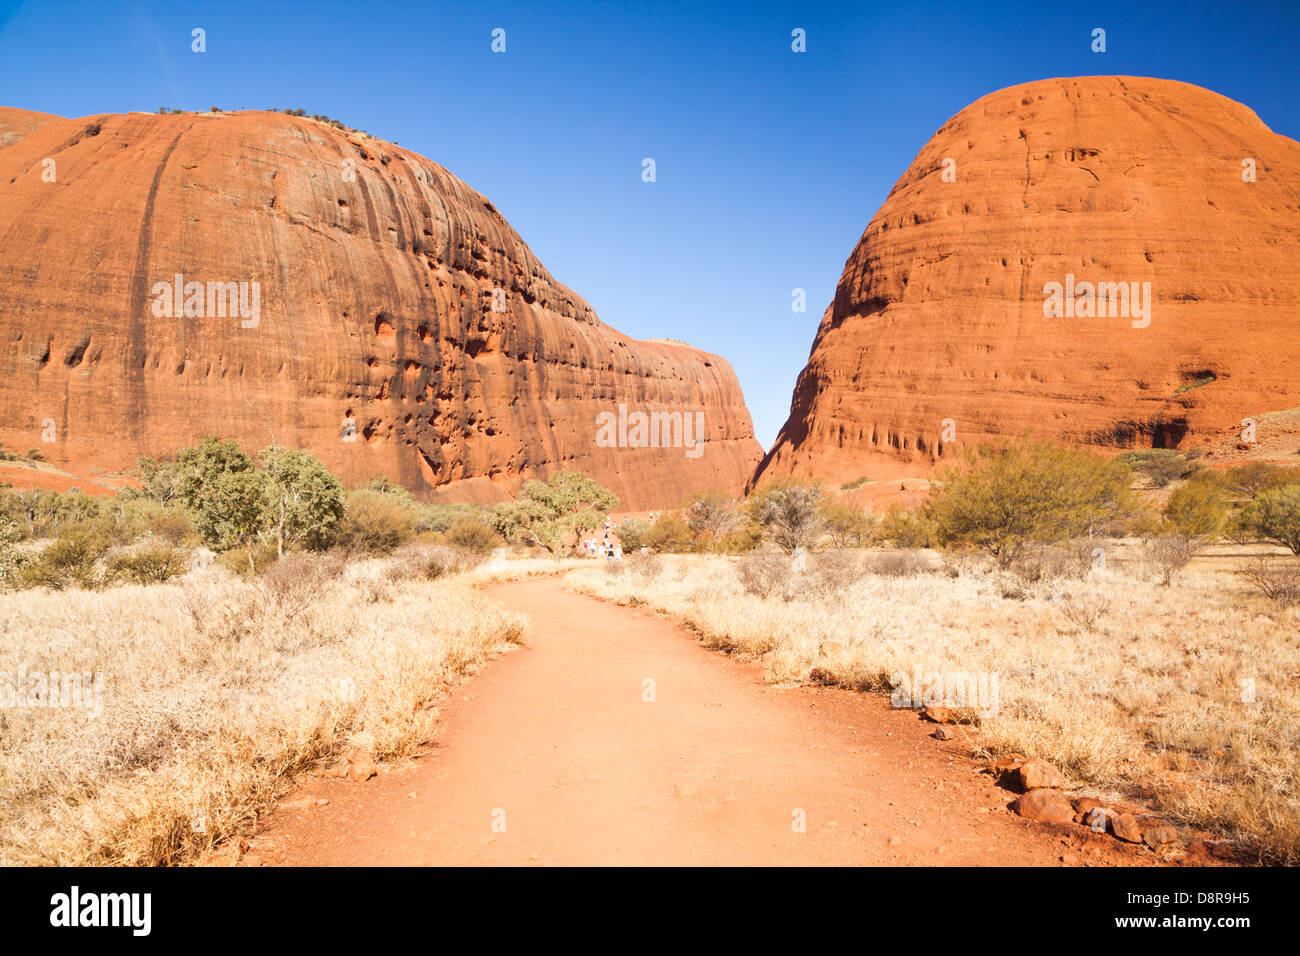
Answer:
[755, 76, 1300, 488]
[0, 108, 761, 507]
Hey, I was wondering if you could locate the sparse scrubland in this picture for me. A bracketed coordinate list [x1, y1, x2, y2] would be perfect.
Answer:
[0, 550, 532, 865]
[0, 437, 564, 866]
[572, 440, 1300, 864]
[4, 433, 1299, 865]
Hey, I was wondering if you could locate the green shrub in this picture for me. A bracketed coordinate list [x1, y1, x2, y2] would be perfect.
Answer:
[336, 489, 419, 554]
[1115, 448, 1194, 488]
[879, 504, 934, 549]
[144, 508, 195, 546]
[716, 520, 763, 553]
[17, 523, 112, 590]
[216, 539, 279, 576]
[1225, 462, 1299, 500]
[1240, 484, 1300, 554]
[420, 502, 481, 534]
[0, 522, 27, 588]
[643, 513, 695, 553]
[1165, 480, 1227, 539]
[821, 500, 873, 548]
[615, 519, 651, 552]
[928, 438, 1134, 564]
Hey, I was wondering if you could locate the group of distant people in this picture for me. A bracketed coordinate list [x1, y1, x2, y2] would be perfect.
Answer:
[580, 518, 623, 560]
[578, 512, 665, 560]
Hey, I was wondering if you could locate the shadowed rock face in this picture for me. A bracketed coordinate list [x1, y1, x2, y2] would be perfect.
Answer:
[754, 76, 1300, 489]
[0, 108, 761, 507]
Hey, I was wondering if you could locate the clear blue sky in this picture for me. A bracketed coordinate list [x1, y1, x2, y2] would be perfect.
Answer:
[2, 0, 1297, 448]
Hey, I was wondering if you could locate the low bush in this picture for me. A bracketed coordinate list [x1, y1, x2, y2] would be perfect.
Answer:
[442, 515, 501, 556]
[1007, 540, 1093, 584]
[106, 545, 189, 585]
[928, 438, 1134, 564]
[625, 550, 664, 581]
[810, 549, 865, 594]
[879, 505, 934, 549]
[1142, 534, 1200, 586]
[864, 550, 931, 578]
[736, 552, 790, 599]
[615, 519, 651, 552]
[16, 523, 112, 590]
[1240, 556, 1300, 608]
[336, 489, 419, 554]
[1239, 484, 1300, 555]
[257, 551, 347, 621]
[643, 513, 695, 553]
[389, 543, 483, 583]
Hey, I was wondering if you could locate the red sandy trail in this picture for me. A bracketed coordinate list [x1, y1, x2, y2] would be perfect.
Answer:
[241, 578, 1145, 867]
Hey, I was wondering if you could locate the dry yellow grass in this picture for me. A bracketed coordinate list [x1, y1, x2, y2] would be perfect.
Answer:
[0, 551, 531, 866]
[567, 545, 1300, 863]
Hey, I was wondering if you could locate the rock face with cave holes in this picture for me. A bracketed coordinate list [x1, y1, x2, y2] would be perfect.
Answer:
[753, 76, 1300, 489]
[0, 108, 762, 506]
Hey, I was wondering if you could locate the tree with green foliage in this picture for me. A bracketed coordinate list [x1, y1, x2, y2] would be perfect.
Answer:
[615, 518, 651, 552]
[134, 456, 184, 506]
[1240, 485, 1300, 555]
[174, 437, 269, 574]
[927, 438, 1134, 565]
[1225, 462, 1297, 500]
[492, 471, 617, 555]
[258, 446, 345, 556]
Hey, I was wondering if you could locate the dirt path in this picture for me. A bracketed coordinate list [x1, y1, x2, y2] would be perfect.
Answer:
[241, 577, 1147, 866]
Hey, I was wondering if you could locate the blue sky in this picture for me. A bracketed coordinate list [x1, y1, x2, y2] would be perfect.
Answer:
[2, 0, 1297, 448]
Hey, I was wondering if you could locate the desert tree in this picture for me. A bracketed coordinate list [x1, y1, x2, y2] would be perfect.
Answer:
[747, 478, 825, 554]
[493, 471, 617, 555]
[685, 490, 741, 545]
[258, 445, 345, 557]
[174, 436, 270, 574]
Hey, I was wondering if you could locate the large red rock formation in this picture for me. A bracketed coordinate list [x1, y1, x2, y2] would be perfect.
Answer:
[754, 76, 1300, 489]
[0, 107, 761, 507]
